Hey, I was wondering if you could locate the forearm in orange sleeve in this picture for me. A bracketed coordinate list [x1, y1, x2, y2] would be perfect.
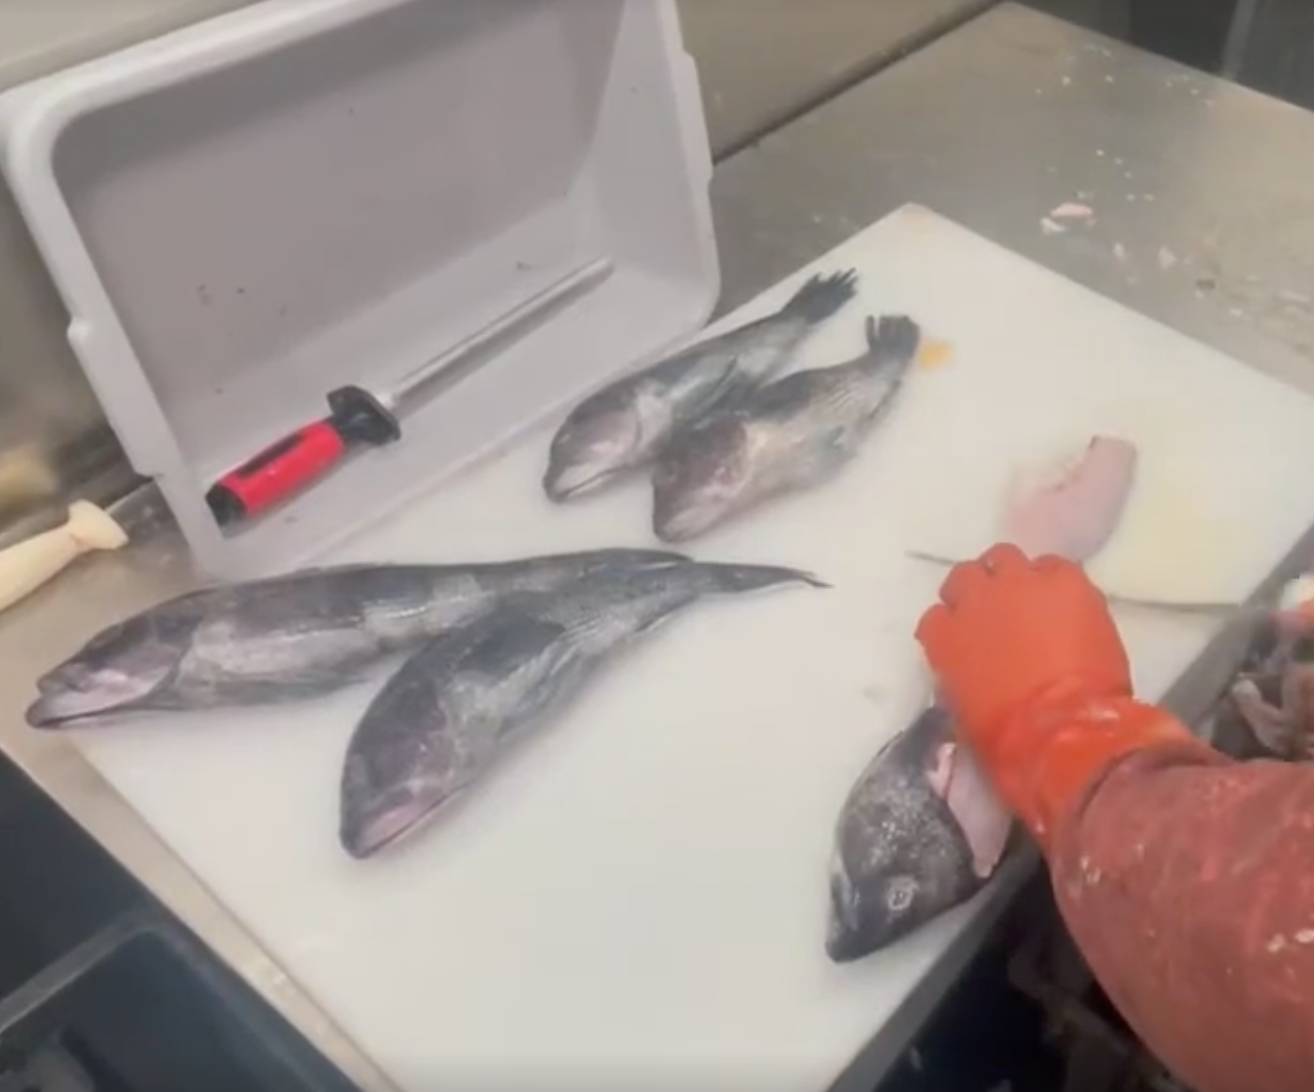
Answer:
[1047, 737, 1314, 1092]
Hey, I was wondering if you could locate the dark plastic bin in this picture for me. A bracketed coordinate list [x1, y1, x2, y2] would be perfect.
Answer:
[0, 908, 360, 1092]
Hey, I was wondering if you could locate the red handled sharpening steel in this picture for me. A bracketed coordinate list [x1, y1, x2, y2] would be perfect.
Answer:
[205, 257, 614, 527]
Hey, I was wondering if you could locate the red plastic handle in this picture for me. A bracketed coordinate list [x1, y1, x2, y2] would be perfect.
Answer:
[206, 419, 346, 525]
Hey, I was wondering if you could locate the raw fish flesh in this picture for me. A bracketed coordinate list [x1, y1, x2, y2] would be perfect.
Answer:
[1003, 436, 1138, 561]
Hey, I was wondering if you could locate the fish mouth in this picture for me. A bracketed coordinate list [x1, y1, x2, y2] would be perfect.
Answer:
[652, 497, 730, 544]
[650, 429, 748, 542]
[25, 687, 144, 728]
[542, 461, 619, 503]
[825, 909, 914, 963]
[823, 863, 916, 963]
[652, 508, 702, 544]
[340, 794, 443, 860]
[650, 481, 721, 544]
[825, 862, 879, 963]
[824, 908, 879, 964]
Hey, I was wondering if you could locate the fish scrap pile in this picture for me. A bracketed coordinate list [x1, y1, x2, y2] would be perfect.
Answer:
[28, 261, 1214, 971]
[1216, 575, 1314, 763]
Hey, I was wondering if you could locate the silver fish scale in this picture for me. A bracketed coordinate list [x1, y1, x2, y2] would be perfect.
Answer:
[361, 618, 594, 817]
[702, 314, 812, 387]
[634, 313, 813, 453]
[446, 634, 588, 747]
[631, 380, 683, 453]
[528, 569, 721, 653]
[760, 377, 894, 494]
[176, 568, 476, 681]
[182, 616, 382, 678]
[183, 556, 655, 674]
[652, 317, 918, 545]
[737, 328, 916, 490]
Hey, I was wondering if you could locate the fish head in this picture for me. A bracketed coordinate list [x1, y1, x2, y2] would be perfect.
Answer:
[825, 736, 983, 962]
[26, 611, 199, 727]
[543, 392, 644, 501]
[339, 710, 474, 859]
[825, 845, 953, 962]
[651, 418, 752, 542]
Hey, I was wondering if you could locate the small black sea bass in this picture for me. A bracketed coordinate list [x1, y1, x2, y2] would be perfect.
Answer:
[825, 704, 1013, 962]
[652, 315, 921, 543]
[26, 548, 687, 727]
[339, 559, 825, 858]
[542, 270, 860, 502]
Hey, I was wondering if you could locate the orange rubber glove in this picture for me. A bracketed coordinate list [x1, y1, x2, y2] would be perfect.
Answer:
[914, 542, 1199, 851]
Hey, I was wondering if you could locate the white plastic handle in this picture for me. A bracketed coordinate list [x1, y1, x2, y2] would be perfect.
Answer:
[0, 500, 128, 613]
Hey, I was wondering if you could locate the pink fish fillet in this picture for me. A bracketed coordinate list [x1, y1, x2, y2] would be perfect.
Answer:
[1002, 436, 1139, 562]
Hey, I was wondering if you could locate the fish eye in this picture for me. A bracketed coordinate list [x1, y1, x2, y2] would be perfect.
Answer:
[886, 876, 917, 913]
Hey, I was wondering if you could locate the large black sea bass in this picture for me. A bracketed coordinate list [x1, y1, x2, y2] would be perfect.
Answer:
[339, 558, 826, 858]
[26, 548, 687, 727]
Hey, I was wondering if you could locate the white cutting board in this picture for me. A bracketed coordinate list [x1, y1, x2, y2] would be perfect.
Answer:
[57, 205, 1314, 1091]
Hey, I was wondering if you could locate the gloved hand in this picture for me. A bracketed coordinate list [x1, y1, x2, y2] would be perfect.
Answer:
[915, 543, 1197, 849]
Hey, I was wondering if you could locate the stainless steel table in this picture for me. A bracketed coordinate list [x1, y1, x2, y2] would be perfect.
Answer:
[7, 4, 1314, 1090]
[711, 3, 1314, 404]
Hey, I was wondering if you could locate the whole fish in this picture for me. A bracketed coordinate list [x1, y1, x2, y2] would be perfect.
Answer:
[340, 559, 826, 858]
[542, 269, 859, 502]
[826, 704, 1013, 961]
[651, 314, 921, 542]
[26, 548, 689, 727]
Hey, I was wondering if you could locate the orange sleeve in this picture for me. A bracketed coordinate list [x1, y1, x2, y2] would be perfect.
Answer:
[1050, 739, 1314, 1092]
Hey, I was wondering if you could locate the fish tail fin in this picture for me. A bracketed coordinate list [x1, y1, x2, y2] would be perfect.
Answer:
[780, 269, 860, 325]
[696, 561, 830, 594]
[866, 314, 923, 369]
